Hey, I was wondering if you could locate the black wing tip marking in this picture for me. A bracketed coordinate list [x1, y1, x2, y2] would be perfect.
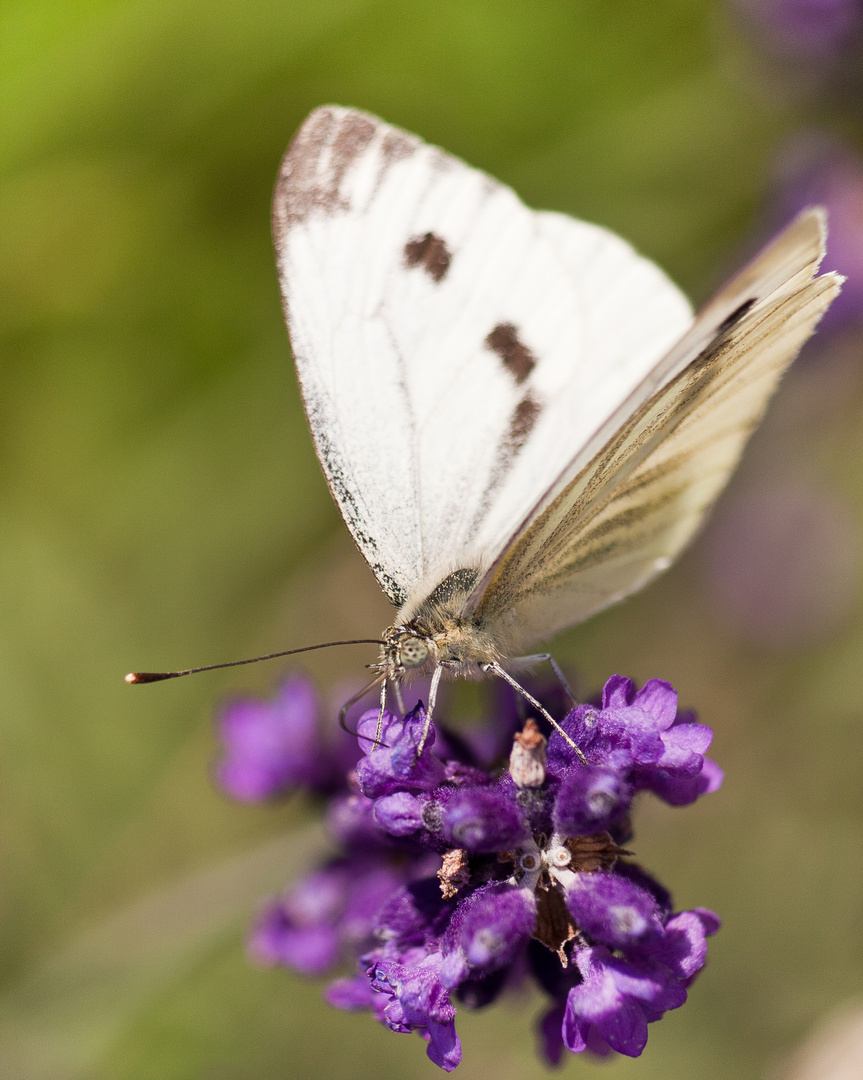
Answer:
[275, 109, 375, 228]
[404, 232, 452, 282]
[484, 322, 536, 384]
[276, 108, 419, 230]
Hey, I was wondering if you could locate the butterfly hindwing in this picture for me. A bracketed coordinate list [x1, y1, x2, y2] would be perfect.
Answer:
[470, 210, 841, 650]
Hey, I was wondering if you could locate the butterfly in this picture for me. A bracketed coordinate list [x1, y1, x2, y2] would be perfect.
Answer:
[272, 105, 841, 752]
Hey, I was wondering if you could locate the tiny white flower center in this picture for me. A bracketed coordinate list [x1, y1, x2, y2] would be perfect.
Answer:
[546, 844, 571, 870]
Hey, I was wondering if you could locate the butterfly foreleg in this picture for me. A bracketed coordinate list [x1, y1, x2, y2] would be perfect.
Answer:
[414, 664, 444, 760]
[391, 679, 406, 715]
[373, 676, 389, 749]
[480, 661, 586, 764]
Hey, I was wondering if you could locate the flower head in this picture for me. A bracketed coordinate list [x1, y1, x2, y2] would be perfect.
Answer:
[222, 673, 721, 1070]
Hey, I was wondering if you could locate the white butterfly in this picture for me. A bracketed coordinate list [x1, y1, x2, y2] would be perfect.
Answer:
[272, 106, 840, 751]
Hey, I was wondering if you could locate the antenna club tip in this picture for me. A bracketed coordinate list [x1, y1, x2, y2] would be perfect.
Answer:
[125, 672, 141, 683]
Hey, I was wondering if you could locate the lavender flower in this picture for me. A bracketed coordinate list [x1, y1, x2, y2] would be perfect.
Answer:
[249, 860, 416, 975]
[772, 136, 863, 333]
[705, 481, 860, 648]
[732, 0, 862, 63]
[219, 674, 721, 1070]
[215, 675, 359, 801]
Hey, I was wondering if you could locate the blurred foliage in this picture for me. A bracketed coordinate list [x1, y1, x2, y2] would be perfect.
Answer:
[0, 1, 862, 1078]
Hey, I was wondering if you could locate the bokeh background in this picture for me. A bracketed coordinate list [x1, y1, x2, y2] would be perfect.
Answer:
[2, 1, 863, 1077]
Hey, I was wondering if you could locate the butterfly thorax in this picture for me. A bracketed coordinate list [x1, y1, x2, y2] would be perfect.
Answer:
[377, 568, 503, 682]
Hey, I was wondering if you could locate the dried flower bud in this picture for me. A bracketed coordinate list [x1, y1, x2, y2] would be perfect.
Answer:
[509, 718, 547, 788]
[438, 849, 470, 899]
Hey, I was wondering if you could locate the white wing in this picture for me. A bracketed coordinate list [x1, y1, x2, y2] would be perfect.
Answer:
[273, 106, 692, 608]
[469, 209, 842, 652]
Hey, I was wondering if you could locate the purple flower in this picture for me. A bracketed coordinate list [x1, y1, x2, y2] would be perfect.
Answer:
[214, 675, 360, 801]
[225, 673, 722, 1069]
[215, 676, 319, 801]
[705, 481, 860, 649]
[554, 764, 631, 835]
[643, 908, 721, 982]
[548, 676, 718, 808]
[326, 790, 391, 849]
[440, 883, 537, 987]
[772, 136, 863, 333]
[732, 0, 862, 62]
[565, 872, 664, 950]
[355, 702, 445, 797]
[563, 946, 689, 1057]
[365, 953, 462, 1070]
[437, 785, 528, 852]
[249, 860, 409, 975]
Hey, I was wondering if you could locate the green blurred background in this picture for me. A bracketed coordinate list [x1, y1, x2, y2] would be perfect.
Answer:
[1, 1, 862, 1077]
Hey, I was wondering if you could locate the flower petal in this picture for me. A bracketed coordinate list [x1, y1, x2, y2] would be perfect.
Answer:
[440, 883, 536, 987]
[439, 787, 527, 852]
[566, 872, 663, 949]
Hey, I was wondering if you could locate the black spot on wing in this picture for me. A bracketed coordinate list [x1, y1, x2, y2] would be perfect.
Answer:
[381, 130, 415, 164]
[509, 392, 541, 450]
[404, 232, 452, 282]
[484, 323, 536, 384]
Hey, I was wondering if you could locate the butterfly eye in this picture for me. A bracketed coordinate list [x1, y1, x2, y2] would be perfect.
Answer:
[399, 637, 429, 668]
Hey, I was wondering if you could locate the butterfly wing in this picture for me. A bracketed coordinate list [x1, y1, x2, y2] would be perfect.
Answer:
[273, 107, 693, 608]
[468, 209, 842, 652]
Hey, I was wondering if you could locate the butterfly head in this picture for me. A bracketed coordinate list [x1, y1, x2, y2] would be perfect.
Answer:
[377, 567, 508, 685]
[378, 625, 436, 681]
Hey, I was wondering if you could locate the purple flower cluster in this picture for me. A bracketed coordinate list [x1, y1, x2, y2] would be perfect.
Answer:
[216, 673, 722, 1070]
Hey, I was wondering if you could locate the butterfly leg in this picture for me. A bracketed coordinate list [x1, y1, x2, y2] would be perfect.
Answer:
[514, 653, 576, 707]
[414, 664, 444, 760]
[480, 661, 586, 764]
[391, 679, 406, 715]
[373, 676, 389, 749]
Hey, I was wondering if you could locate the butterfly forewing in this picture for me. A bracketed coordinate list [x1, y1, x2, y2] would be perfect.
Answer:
[471, 210, 841, 650]
[274, 107, 692, 609]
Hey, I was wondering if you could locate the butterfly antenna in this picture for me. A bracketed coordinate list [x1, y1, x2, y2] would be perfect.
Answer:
[125, 640, 383, 684]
